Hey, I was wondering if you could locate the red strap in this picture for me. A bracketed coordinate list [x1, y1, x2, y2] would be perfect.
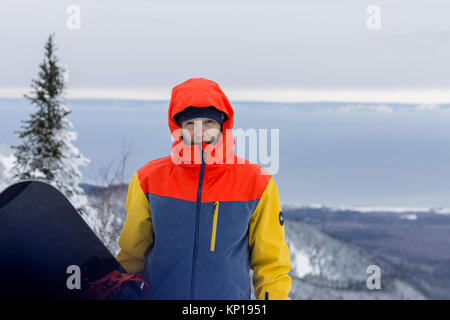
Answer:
[82, 270, 150, 300]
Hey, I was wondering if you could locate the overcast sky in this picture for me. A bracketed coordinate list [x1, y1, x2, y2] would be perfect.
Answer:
[1, 0, 450, 102]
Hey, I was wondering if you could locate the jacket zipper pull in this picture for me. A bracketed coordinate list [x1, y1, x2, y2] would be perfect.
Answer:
[210, 201, 219, 252]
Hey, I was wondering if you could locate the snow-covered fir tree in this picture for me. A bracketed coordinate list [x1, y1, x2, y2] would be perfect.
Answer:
[11, 34, 92, 219]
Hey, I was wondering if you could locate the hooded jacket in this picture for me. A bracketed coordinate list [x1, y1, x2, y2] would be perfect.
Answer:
[116, 78, 292, 300]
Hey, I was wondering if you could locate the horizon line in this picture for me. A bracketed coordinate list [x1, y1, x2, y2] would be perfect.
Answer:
[2, 87, 450, 104]
[282, 202, 450, 214]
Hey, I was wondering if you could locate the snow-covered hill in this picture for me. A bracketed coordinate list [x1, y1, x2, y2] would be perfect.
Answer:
[283, 204, 450, 299]
[284, 218, 426, 299]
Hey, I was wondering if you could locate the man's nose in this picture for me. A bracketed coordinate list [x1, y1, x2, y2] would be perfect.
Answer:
[193, 121, 206, 133]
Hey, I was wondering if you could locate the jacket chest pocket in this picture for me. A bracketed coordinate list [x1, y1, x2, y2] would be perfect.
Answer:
[210, 201, 219, 252]
[207, 200, 255, 254]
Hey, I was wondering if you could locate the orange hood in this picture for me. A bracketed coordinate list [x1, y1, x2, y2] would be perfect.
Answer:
[168, 78, 236, 165]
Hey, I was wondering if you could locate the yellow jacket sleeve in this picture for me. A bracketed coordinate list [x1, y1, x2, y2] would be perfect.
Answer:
[248, 177, 292, 300]
[116, 171, 154, 274]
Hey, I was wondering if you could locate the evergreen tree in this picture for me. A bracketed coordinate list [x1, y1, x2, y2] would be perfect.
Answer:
[11, 34, 90, 213]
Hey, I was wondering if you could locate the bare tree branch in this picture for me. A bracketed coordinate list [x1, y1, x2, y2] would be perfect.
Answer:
[88, 139, 132, 254]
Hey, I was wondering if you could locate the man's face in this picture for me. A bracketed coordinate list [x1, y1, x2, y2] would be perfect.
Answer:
[180, 117, 222, 145]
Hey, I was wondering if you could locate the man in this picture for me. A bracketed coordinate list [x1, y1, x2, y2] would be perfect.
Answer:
[116, 77, 292, 300]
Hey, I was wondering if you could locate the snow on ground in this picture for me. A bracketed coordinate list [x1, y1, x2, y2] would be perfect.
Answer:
[289, 241, 321, 278]
[0, 143, 14, 191]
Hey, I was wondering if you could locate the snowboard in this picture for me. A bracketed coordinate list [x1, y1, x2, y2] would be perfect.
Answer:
[0, 180, 143, 300]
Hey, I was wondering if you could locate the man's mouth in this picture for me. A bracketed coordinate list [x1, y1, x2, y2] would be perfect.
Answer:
[194, 136, 215, 144]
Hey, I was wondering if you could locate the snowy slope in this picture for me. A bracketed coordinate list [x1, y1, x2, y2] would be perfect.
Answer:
[284, 204, 450, 299]
[284, 218, 426, 299]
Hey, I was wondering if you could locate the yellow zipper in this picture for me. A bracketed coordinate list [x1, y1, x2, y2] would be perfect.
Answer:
[210, 201, 219, 252]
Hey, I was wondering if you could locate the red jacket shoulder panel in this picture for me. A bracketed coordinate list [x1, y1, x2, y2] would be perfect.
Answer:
[136, 155, 272, 203]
